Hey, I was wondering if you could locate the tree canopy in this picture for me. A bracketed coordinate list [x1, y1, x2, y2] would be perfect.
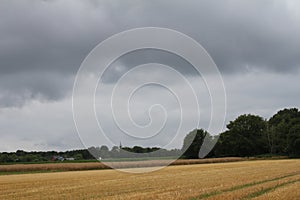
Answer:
[181, 129, 210, 159]
[182, 108, 300, 158]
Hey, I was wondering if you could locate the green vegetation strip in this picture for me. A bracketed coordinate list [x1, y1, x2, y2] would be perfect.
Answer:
[0, 170, 63, 176]
[190, 172, 300, 200]
[242, 179, 300, 199]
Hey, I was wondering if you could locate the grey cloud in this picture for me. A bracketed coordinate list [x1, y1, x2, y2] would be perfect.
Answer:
[0, 72, 74, 108]
[101, 49, 199, 84]
[137, 0, 300, 73]
[0, 0, 110, 75]
[1, 0, 299, 75]
[1, 0, 300, 108]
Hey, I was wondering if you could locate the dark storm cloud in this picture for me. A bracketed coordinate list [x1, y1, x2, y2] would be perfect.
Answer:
[0, 72, 73, 107]
[0, 0, 109, 75]
[0, 0, 113, 107]
[0, 0, 299, 107]
[139, 0, 300, 73]
[112, 0, 300, 74]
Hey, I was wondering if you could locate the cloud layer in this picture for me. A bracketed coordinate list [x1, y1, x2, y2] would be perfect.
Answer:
[0, 0, 299, 151]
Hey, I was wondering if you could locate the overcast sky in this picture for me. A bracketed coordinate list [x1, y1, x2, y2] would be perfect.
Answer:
[0, 0, 300, 152]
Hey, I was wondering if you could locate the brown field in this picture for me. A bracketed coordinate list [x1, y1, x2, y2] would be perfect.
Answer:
[0, 157, 246, 173]
[0, 159, 299, 200]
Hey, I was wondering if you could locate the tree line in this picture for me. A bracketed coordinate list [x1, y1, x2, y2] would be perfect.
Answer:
[0, 146, 182, 163]
[182, 108, 300, 158]
[0, 107, 299, 163]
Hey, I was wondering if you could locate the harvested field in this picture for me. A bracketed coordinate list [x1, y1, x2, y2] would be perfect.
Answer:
[0, 157, 245, 173]
[0, 159, 299, 200]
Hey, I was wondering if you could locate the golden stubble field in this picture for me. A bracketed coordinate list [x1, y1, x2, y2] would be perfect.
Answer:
[0, 159, 299, 200]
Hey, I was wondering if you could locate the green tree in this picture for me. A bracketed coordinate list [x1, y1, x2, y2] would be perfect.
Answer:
[74, 153, 83, 160]
[181, 129, 210, 159]
[215, 114, 268, 157]
[268, 108, 300, 155]
[288, 123, 300, 156]
[0, 154, 9, 163]
[132, 146, 145, 153]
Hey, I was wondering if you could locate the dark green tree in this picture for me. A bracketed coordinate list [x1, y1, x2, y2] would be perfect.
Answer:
[215, 114, 268, 157]
[288, 123, 300, 156]
[181, 129, 210, 159]
[268, 108, 300, 155]
[74, 153, 83, 160]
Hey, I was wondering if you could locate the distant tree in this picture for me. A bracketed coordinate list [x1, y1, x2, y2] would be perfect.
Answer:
[98, 145, 109, 159]
[0, 154, 9, 162]
[80, 149, 94, 159]
[132, 146, 145, 153]
[74, 153, 83, 160]
[100, 145, 109, 151]
[87, 146, 98, 158]
[288, 123, 300, 156]
[16, 150, 25, 157]
[268, 108, 300, 155]
[181, 129, 210, 159]
[215, 114, 268, 157]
